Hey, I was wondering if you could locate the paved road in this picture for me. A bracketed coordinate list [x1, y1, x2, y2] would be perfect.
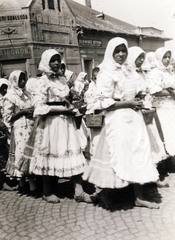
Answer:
[0, 172, 175, 240]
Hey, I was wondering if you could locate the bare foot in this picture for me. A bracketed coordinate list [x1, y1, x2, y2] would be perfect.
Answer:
[74, 192, 98, 203]
[156, 180, 169, 188]
[42, 194, 60, 203]
[2, 183, 17, 191]
[135, 198, 159, 209]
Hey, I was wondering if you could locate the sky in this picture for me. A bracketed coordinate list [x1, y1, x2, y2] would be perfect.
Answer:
[73, 0, 175, 51]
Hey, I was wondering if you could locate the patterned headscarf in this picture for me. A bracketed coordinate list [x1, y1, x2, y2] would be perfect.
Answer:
[8, 70, 25, 96]
[99, 37, 128, 72]
[155, 47, 172, 71]
[38, 49, 62, 75]
[127, 46, 145, 71]
[5, 70, 29, 107]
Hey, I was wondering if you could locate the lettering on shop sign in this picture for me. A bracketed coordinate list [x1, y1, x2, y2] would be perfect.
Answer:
[0, 15, 28, 21]
[79, 39, 102, 47]
[0, 47, 31, 60]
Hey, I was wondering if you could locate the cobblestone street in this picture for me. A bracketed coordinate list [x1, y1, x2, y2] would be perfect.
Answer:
[0, 172, 175, 240]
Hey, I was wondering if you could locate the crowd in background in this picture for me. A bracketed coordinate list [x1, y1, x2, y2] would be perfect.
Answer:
[0, 37, 175, 210]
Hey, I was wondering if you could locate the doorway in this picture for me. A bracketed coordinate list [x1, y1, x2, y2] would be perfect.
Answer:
[84, 59, 93, 82]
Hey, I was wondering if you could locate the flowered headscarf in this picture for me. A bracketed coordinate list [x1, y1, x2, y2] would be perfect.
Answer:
[8, 70, 25, 96]
[100, 37, 128, 72]
[155, 47, 172, 71]
[5, 70, 30, 107]
[127, 46, 145, 71]
[38, 49, 62, 75]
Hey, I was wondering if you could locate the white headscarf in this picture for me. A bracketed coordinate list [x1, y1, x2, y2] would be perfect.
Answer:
[0, 78, 8, 88]
[74, 72, 87, 93]
[99, 37, 128, 72]
[38, 49, 62, 75]
[65, 69, 74, 82]
[142, 52, 156, 71]
[127, 46, 145, 70]
[155, 47, 172, 71]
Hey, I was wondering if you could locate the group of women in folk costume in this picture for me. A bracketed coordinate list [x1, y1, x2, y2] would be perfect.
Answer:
[0, 37, 175, 210]
[83, 38, 175, 210]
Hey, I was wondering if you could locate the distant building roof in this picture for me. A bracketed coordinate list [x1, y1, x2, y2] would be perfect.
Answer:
[65, 0, 137, 36]
[66, 0, 171, 40]
[0, 0, 32, 10]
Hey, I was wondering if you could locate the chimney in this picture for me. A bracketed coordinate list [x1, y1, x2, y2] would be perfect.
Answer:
[85, 0, 92, 8]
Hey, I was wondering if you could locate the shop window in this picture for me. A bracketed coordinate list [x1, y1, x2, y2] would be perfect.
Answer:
[48, 0, 55, 10]
[57, 0, 61, 12]
[42, 0, 45, 10]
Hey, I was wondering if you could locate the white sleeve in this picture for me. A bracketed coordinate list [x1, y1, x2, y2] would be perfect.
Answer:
[94, 72, 116, 110]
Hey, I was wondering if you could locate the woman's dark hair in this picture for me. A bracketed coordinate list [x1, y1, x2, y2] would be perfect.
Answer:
[92, 67, 100, 75]
[50, 54, 61, 63]
[0, 83, 8, 96]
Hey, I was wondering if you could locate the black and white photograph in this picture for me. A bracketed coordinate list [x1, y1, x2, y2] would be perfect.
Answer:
[0, 0, 175, 239]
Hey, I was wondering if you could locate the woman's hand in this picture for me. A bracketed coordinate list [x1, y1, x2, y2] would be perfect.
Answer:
[10, 107, 34, 122]
[135, 91, 147, 100]
[63, 98, 71, 108]
[125, 100, 143, 110]
[166, 87, 175, 100]
[106, 100, 143, 111]
[22, 107, 34, 117]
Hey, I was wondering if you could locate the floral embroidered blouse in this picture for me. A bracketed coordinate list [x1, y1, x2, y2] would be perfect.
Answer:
[33, 75, 70, 116]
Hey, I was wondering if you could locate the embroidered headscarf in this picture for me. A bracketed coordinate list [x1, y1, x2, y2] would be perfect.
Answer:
[38, 49, 62, 75]
[155, 47, 172, 71]
[127, 46, 145, 71]
[73, 72, 87, 93]
[100, 37, 128, 72]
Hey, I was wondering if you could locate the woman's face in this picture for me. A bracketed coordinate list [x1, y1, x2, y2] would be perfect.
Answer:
[60, 64, 65, 76]
[18, 73, 27, 89]
[92, 71, 98, 83]
[113, 44, 127, 65]
[135, 53, 145, 68]
[49, 54, 61, 73]
[0, 84, 8, 96]
[162, 51, 171, 67]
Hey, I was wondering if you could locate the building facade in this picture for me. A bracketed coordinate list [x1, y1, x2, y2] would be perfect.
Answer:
[0, 0, 171, 79]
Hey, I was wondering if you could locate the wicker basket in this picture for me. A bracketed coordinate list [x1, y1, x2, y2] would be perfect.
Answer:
[86, 114, 104, 128]
[141, 108, 156, 125]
